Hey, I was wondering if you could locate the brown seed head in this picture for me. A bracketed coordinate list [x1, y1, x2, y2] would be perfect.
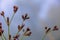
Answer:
[1, 11, 4, 16]
[7, 17, 10, 26]
[13, 5, 18, 13]
[45, 27, 47, 30]
[13, 34, 19, 39]
[22, 14, 30, 21]
[24, 31, 32, 36]
[18, 24, 24, 32]
[53, 26, 59, 31]
[26, 27, 30, 31]
[46, 28, 51, 33]
[9, 34, 11, 40]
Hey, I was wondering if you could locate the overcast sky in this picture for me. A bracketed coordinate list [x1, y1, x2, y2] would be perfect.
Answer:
[0, 0, 60, 40]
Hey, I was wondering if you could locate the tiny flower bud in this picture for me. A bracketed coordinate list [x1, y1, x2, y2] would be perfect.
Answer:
[13, 5, 18, 13]
[46, 28, 51, 33]
[1, 11, 4, 16]
[45, 27, 47, 30]
[24, 28, 31, 36]
[25, 14, 30, 19]
[25, 14, 28, 18]
[53, 26, 59, 31]
[7, 17, 10, 26]
[13, 34, 19, 39]
[18, 24, 24, 32]
[22, 14, 30, 21]
[26, 28, 30, 31]
[22, 15, 25, 21]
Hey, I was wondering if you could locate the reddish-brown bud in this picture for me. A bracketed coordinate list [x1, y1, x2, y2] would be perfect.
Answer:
[22, 14, 30, 21]
[26, 28, 30, 31]
[7, 17, 10, 26]
[18, 24, 24, 32]
[13, 5, 18, 13]
[24, 31, 32, 36]
[0, 30, 4, 36]
[45, 27, 47, 30]
[13, 34, 19, 39]
[24, 28, 31, 36]
[9, 34, 11, 40]
[46, 28, 51, 33]
[1, 11, 4, 16]
[53, 26, 59, 31]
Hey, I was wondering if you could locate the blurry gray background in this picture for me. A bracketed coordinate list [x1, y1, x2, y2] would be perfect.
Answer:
[0, 0, 60, 40]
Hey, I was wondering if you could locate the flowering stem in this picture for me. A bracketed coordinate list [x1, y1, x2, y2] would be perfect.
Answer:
[8, 25, 10, 40]
[42, 34, 46, 40]
[10, 13, 15, 24]
[3, 34, 6, 40]
[42, 30, 52, 40]
[16, 31, 19, 35]
[1, 35, 4, 40]
[21, 36, 24, 40]
[3, 16, 7, 24]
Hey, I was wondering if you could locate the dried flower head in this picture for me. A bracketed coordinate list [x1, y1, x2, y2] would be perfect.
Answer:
[24, 31, 32, 36]
[13, 34, 20, 40]
[46, 28, 51, 33]
[26, 27, 30, 31]
[53, 26, 59, 31]
[9, 34, 11, 40]
[18, 24, 24, 32]
[1, 11, 4, 16]
[13, 5, 18, 13]
[0, 26, 2, 29]
[24, 28, 31, 36]
[45, 27, 47, 30]
[22, 14, 30, 21]
[7, 17, 10, 26]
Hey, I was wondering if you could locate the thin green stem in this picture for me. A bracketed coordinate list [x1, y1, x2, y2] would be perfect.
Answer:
[21, 36, 24, 40]
[15, 21, 24, 36]
[10, 13, 15, 25]
[42, 34, 46, 40]
[3, 16, 7, 24]
[7, 26, 10, 40]
[42, 30, 52, 40]
[3, 34, 6, 40]
[1, 35, 4, 40]
[16, 31, 19, 35]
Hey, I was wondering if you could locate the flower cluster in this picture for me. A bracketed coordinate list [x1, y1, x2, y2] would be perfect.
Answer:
[45, 25, 59, 34]
[24, 28, 32, 36]
[0, 5, 32, 40]
[42, 25, 59, 40]
[22, 14, 30, 21]
[13, 5, 18, 13]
